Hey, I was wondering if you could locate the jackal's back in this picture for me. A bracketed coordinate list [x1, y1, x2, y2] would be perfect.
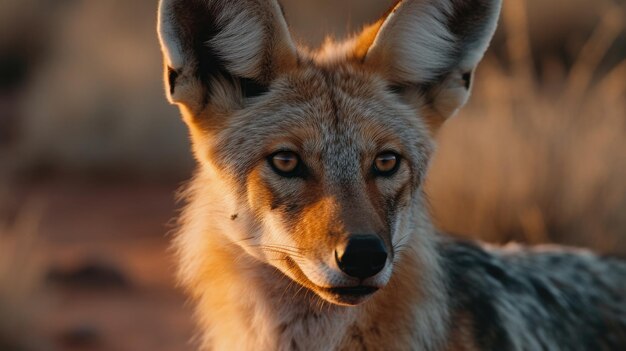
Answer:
[442, 239, 626, 351]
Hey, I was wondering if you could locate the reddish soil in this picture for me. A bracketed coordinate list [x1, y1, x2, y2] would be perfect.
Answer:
[9, 179, 195, 351]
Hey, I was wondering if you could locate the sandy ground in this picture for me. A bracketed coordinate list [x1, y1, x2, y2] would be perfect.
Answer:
[8, 179, 195, 351]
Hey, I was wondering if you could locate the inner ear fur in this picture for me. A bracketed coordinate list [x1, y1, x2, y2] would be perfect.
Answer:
[358, 0, 502, 125]
[157, 0, 298, 114]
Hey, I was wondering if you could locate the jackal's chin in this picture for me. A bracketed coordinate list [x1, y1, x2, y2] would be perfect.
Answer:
[313, 285, 380, 306]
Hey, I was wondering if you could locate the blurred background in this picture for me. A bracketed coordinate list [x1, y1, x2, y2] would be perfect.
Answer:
[1, 0, 625, 350]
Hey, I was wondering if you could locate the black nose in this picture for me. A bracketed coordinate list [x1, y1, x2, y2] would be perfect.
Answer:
[335, 235, 388, 279]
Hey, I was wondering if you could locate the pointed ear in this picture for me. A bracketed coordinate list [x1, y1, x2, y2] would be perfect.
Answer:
[157, 0, 297, 113]
[359, 0, 502, 129]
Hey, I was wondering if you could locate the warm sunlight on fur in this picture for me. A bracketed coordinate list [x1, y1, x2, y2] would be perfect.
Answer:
[156, 0, 625, 350]
[3, 0, 624, 349]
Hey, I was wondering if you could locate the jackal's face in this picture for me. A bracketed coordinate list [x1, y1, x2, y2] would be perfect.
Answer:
[158, 0, 501, 305]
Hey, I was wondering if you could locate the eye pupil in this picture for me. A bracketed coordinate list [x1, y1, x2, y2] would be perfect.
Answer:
[271, 151, 300, 175]
[374, 153, 399, 176]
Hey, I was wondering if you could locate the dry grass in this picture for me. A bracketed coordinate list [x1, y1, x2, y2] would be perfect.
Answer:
[1, 0, 625, 253]
[2, 0, 193, 179]
[0, 192, 47, 351]
[426, 1, 626, 254]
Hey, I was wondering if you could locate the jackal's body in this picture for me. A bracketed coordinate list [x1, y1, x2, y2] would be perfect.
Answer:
[157, 0, 626, 349]
[178, 173, 626, 350]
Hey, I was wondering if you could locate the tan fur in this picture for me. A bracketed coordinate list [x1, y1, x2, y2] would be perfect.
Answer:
[158, 0, 503, 349]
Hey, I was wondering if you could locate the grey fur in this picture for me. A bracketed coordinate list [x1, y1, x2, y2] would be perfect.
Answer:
[441, 239, 626, 350]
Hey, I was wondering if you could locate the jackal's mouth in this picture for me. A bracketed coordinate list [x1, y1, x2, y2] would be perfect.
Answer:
[281, 256, 380, 306]
[326, 286, 379, 296]
[317, 285, 379, 306]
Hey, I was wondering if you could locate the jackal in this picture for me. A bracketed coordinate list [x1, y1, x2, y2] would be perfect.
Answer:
[157, 0, 626, 349]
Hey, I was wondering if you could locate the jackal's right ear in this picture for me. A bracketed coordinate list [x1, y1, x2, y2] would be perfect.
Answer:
[157, 0, 297, 113]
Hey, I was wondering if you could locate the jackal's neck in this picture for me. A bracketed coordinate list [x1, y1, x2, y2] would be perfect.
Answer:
[184, 231, 449, 350]
[181, 227, 357, 349]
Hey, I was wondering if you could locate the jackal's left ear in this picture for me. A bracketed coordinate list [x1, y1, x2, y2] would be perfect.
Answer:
[360, 0, 502, 129]
[157, 0, 297, 114]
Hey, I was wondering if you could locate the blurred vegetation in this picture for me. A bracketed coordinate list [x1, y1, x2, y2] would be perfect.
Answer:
[0, 201, 47, 351]
[427, 0, 626, 255]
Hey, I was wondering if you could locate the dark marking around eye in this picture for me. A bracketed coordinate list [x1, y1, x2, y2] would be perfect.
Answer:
[269, 151, 307, 178]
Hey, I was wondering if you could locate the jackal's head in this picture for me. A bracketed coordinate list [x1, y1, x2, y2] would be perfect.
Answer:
[158, 0, 501, 306]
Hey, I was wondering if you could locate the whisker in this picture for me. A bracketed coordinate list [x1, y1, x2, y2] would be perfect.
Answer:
[232, 235, 258, 244]
[393, 233, 412, 249]
[257, 248, 306, 259]
[261, 244, 309, 255]
[248, 243, 301, 253]
[279, 279, 296, 305]
[249, 244, 307, 258]
[258, 243, 312, 254]
[262, 246, 303, 255]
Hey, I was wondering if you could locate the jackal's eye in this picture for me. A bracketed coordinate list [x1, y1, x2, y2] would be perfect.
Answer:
[269, 151, 302, 177]
[373, 152, 400, 177]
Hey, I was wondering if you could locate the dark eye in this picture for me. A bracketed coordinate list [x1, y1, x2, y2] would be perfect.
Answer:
[373, 152, 400, 176]
[269, 151, 302, 177]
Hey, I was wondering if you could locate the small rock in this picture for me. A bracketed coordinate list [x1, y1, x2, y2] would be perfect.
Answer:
[57, 324, 100, 349]
[46, 260, 130, 290]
